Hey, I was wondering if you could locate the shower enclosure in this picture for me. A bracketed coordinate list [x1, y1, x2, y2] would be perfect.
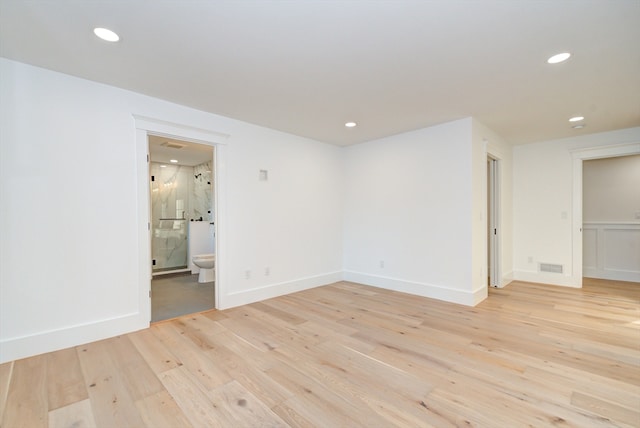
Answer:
[150, 161, 213, 274]
[150, 163, 189, 273]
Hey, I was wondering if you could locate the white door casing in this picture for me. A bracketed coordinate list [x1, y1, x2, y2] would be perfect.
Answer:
[134, 115, 229, 322]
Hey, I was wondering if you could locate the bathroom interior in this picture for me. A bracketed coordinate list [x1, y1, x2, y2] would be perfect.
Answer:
[148, 136, 215, 322]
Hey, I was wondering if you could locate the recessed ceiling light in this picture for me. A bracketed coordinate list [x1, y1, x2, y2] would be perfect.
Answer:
[93, 27, 119, 42]
[345, 122, 357, 128]
[547, 52, 571, 64]
[170, 159, 178, 163]
[572, 124, 586, 129]
[569, 116, 584, 122]
[160, 165, 167, 168]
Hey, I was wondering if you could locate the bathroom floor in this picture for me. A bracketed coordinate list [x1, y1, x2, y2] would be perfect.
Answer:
[151, 272, 214, 322]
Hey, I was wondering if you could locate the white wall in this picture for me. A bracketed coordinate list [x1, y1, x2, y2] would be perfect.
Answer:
[342, 118, 488, 305]
[512, 128, 640, 286]
[583, 155, 640, 222]
[0, 58, 344, 363]
[223, 121, 344, 306]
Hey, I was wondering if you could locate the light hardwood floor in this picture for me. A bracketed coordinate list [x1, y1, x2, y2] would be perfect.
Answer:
[1, 278, 638, 427]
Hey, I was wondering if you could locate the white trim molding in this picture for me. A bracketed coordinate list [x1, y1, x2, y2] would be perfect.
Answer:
[583, 222, 640, 282]
[512, 270, 580, 288]
[0, 312, 145, 364]
[132, 114, 230, 142]
[223, 272, 343, 309]
[343, 271, 487, 306]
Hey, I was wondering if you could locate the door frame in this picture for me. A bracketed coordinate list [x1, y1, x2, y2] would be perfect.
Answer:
[134, 115, 229, 323]
[487, 155, 501, 287]
[570, 142, 640, 287]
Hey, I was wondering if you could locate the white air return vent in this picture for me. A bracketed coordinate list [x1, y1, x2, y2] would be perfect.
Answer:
[161, 141, 186, 149]
[539, 263, 563, 274]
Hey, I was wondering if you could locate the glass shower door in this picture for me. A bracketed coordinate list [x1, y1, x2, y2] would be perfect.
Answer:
[150, 163, 189, 273]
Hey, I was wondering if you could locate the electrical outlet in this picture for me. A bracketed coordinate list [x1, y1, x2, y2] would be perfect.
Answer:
[379, 260, 385, 268]
[528, 256, 533, 263]
[265, 267, 270, 276]
[635, 211, 640, 219]
[245, 270, 251, 280]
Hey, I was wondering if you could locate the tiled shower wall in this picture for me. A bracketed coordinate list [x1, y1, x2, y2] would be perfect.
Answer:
[192, 161, 213, 221]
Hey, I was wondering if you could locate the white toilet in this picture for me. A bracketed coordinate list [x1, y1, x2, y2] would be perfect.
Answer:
[192, 253, 215, 283]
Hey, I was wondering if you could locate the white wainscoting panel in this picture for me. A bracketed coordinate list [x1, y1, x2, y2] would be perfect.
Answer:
[583, 222, 640, 282]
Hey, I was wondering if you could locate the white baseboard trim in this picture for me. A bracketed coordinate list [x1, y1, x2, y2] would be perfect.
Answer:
[501, 270, 514, 287]
[0, 312, 148, 364]
[343, 271, 484, 306]
[220, 271, 344, 309]
[583, 268, 640, 283]
[512, 270, 580, 287]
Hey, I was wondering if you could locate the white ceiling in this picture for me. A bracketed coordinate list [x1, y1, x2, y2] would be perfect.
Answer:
[1, 0, 638, 146]
[148, 136, 214, 166]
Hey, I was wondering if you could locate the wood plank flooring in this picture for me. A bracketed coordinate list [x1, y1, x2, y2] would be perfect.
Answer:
[1, 278, 638, 427]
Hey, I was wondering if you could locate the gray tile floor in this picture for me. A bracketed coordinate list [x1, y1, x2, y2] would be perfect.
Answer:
[151, 272, 215, 322]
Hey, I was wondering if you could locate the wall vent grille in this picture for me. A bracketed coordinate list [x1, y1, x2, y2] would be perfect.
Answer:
[540, 263, 563, 274]
[161, 142, 185, 149]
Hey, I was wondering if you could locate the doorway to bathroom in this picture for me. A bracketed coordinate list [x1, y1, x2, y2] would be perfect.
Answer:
[148, 136, 216, 322]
